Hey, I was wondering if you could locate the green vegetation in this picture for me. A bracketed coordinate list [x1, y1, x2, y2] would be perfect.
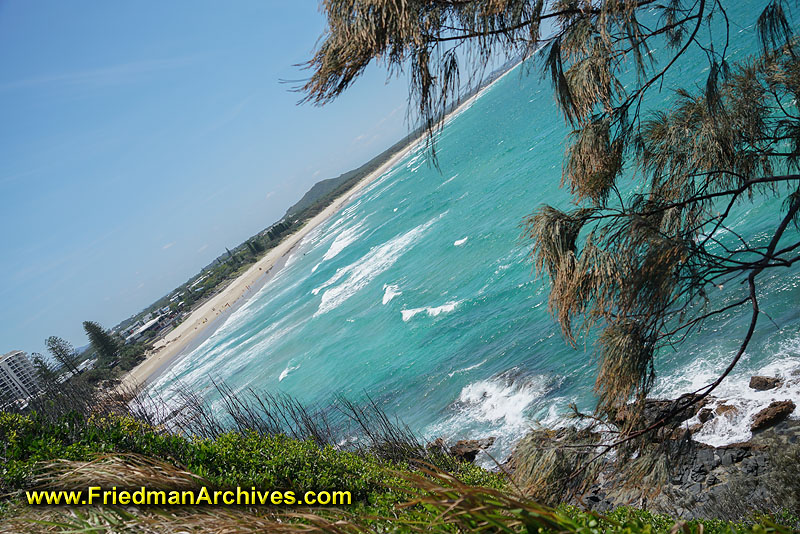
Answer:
[1, 382, 797, 532]
[17, 321, 148, 413]
[0, 410, 796, 533]
[44, 336, 80, 376]
[6, 2, 800, 531]
[83, 321, 120, 368]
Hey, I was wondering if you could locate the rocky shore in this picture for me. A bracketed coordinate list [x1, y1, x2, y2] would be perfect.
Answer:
[558, 374, 798, 518]
[582, 418, 799, 519]
[436, 373, 799, 519]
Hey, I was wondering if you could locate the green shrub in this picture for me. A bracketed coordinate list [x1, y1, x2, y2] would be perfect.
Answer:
[2, 411, 796, 533]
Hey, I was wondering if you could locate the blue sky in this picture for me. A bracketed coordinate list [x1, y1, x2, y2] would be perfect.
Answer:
[0, 2, 411, 354]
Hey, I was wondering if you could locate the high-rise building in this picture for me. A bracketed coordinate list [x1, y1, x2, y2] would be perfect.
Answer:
[0, 350, 40, 402]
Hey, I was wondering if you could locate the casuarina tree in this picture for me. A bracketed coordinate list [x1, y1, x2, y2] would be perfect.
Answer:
[301, 0, 800, 438]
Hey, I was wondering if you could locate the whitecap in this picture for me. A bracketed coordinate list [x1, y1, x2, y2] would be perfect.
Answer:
[653, 336, 800, 447]
[279, 364, 300, 382]
[437, 174, 459, 189]
[382, 284, 401, 305]
[448, 359, 487, 378]
[321, 221, 365, 264]
[401, 300, 460, 322]
[314, 212, 448, 315]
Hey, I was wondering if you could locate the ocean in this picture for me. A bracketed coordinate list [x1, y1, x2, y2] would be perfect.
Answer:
[151, 1, 800, 464]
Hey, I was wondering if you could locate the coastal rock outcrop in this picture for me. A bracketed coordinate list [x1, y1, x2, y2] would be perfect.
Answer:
[425, 437, 447, 454]
[425, 436, 497, 463]
[506, 396, 800, 520]
[751, 400, 795, 431]
[614, 394, 709, 429]
[450, 437, 496, 463]
[698, 408, 714, 423]
[570, 420, 799, 519]
[748, 376, 783, 391]
[715, 403, 738, 417]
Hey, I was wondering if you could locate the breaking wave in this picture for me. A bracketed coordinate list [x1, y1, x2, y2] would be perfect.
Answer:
[313, 212, 447, 315]
[312, 220, 366, 274]
[653, 335, 800, 447]
[401, 301, 460, 322]
[455, 369, 556, 428]
[424, 368, 563, 466]
[279, 363, 300, 382]
[382, 284, 402, 305]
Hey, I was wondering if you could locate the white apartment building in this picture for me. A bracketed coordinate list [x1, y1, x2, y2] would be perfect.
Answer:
[0, 350, 39, 402]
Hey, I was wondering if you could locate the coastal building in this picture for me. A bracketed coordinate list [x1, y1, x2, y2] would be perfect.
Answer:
[0, 350, 40, 402]
[124, 312, 177, 344]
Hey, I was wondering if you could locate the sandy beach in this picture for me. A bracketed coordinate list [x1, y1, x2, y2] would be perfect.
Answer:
[119, 136, 423, 391]
[119, 65, 517, 392]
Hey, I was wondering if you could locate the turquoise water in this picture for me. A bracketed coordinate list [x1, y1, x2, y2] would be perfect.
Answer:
[152, 3, 800, 462]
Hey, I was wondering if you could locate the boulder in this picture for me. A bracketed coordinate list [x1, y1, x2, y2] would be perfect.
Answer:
[450, 437, 496, 463]
[751, 400, 796, 432]
[698, 408, 714, 423]
[425, 437, 447, 454]
[715, 404, 739, 417]
[749, 376, 783, 391]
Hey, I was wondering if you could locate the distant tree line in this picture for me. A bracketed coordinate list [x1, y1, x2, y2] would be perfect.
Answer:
[23, 320, 149, 409]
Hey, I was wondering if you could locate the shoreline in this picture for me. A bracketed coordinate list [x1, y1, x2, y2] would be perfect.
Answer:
[118, 136, 422, 391]
[118, 60, 521, 393]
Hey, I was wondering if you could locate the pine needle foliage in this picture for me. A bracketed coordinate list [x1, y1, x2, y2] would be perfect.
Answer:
[303, 0, 800, 436]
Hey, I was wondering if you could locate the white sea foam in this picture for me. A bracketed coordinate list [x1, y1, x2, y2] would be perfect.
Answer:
[311, 220, 366, 275]
[279, 364, 300, 382]
[149, 309, 306, 400]
[300, 225, 325, 248]
[322, 221, 364, 262]
[653, 336, 800, 447]
[352, 167, 398, 201]
[448, 359, 487, 378]
[423, 368, 560, 466]
[366, 180, 399, 203]
[283, 252, 298, 267]
[456, 371, 551, 427]
[313, 212, 447, 315]
[324, 200, 362, 235]
[401, 300, 460, 322]
[382, 284, 402, 305]
[311, 220, 366, 278]
[454, 237, 468, 247]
